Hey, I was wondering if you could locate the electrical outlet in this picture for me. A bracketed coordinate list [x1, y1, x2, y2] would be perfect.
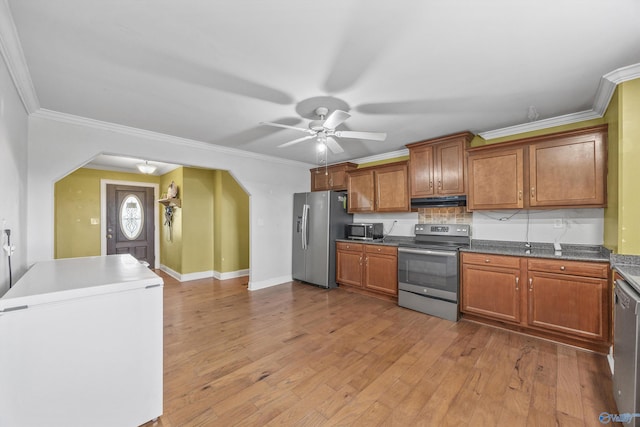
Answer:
[553, 219, 564, 229]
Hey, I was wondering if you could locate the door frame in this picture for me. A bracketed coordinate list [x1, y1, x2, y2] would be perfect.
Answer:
[100, 179, 160, 268]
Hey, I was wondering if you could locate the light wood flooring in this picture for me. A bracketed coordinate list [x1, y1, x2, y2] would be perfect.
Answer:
[143, 271, 620, 427]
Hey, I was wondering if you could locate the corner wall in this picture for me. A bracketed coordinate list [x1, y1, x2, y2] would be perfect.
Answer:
[0, 53, 29, 295]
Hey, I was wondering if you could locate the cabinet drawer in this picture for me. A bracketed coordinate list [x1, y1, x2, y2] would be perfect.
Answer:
[527, 259, 609, 278]
[365, 245, 397, 256]
[337, 242, 364, 252]
[462, 252, 520, 269]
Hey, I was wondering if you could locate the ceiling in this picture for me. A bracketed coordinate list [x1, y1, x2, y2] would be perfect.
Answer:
[7, 0, 640, 166]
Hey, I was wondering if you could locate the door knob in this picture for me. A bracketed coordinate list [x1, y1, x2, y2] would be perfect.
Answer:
[107, 234, 113, 239]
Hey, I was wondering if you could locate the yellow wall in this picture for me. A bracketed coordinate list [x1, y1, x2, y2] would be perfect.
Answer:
[159, 167, 249, 275]
[213, 170, 250, 273]
[618, 78, 640, 254]
[357, 155, 410, 168]
[182, 168, 214, 274]
[159, 168, 183, 272]
[604, 88, 620, 252]
[54, 168, 160, 259]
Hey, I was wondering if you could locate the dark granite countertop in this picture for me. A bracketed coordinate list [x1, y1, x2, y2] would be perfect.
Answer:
[611, 254, 640, 293]
[337, 237, 611, 263]
[462, 240, 610, 262]
[336, 236, 414, 247]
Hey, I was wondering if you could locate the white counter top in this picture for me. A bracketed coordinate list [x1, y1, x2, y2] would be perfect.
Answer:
[0, 254, 163, 311]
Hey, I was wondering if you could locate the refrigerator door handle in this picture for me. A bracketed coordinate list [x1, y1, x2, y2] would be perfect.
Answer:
[301, 204, 310, 250]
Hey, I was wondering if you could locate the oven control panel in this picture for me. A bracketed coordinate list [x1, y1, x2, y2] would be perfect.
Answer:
[415, 224, 470, 237]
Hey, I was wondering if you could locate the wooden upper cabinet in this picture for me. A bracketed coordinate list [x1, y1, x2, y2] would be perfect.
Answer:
[466, 125, 607, 210]
[529, 130, 606, 207]
[346, 161, 409, 213]
[375, 162, 410, 212]
[467, 147, 524, 210]
[347, 169, 375, 212]
[310, 162, 357, 192]
[407, 132, 473, 198]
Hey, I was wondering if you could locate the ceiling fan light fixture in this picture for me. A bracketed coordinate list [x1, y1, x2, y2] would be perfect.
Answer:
[316, 141, 326, 153]
[136, 161, 157, 174]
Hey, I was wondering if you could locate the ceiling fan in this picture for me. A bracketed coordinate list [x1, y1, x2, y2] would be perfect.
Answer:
[260, 107, 387, 154]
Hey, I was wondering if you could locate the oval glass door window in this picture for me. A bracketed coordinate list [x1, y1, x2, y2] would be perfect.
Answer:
[120, 194, 144, 240]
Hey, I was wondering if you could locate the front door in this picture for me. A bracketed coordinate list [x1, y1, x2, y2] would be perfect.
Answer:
[106, 184, 155, 267]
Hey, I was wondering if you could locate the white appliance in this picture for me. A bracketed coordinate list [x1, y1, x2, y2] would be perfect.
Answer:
[0, 254, 163, 427]
[292, 191, 352, 288]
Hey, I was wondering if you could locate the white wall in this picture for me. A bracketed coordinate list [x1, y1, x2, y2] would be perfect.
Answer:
[0, 55, 29, 295]
[353, 212, 418, 237]
[27, 114, 310, 290]
[355, 208, 604, 245]
[472, 208, 604, 245]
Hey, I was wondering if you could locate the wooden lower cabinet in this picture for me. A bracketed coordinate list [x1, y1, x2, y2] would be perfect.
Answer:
[336, 242, 398, 299]
[461, 263, 521, 323]
[461, 252, 611, 352]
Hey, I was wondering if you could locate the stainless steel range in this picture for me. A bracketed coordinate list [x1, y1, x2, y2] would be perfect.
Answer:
[397, 224, 471, 322]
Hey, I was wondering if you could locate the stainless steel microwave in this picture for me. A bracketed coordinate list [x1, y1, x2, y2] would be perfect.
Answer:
[346, 223, 384, 240]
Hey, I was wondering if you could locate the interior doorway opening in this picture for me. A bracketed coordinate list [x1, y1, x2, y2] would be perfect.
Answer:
[53, 155, 250, 282]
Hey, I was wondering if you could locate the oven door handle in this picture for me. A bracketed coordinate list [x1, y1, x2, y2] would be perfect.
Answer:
[398, 248, 457, 257]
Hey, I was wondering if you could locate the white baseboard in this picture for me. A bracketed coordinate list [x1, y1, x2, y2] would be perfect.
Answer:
[248, 275, 292, 291]
[214, 269, 250, 280]
[159, 265, 249, 283]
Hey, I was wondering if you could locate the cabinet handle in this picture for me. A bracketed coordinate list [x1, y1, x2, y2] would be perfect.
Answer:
[560, 266, 565, 271]
[484, 259, 490, 263]
[528, 277, 533, 291]
[365, 256, 369, 265]
[518, 190, 522, 201]
[531, 187, 536, 198]
[429, 181, 433, 189]
[358, 256, 362, 265]
[438, 180, 442, 189]
[515, 277, 519, 291]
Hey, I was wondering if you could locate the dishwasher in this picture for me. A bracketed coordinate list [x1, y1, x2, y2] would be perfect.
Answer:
[613, 277, 640, 425]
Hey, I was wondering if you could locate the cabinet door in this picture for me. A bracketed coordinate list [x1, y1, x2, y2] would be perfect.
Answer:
[527, 272, 608, 341]
[364, 246, 398, 296]
[328, 169, 347, 190]
[467, 148, 524, 210]
[409, 145, 435, 197]
[336, 249, 363, 287]
[347, 169, 375, 213]
[311, 169, 330, 192]
[375, 163, 410, 212]
[529, 132, 606, 207]
[435, 140, 465, 195]
[461, 264, 521, 323]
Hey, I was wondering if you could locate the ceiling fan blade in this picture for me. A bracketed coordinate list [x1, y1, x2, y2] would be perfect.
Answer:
[322, 110, 351, 130]
[334, 130, 387, 141]
[324, 137, 344, 154]
[277, 135, 316, 148]
[260, 122, 311, 133]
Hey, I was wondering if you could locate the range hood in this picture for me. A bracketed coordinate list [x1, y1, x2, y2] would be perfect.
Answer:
[411, 195, 467, 208]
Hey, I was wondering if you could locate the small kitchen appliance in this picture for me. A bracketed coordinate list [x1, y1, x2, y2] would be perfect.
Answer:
[345, 223, 384, 241]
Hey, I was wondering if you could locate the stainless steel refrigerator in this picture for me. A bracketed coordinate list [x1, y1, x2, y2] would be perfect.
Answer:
[292, 191, 352, 288]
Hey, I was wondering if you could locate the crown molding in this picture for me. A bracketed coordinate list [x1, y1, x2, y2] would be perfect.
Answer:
[352, 148, 409, 165]
[0, 0, 39, 113]
[31, 109, 313, 168]
[477, 110, 602, 140]
[478, 62, 640, 141]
